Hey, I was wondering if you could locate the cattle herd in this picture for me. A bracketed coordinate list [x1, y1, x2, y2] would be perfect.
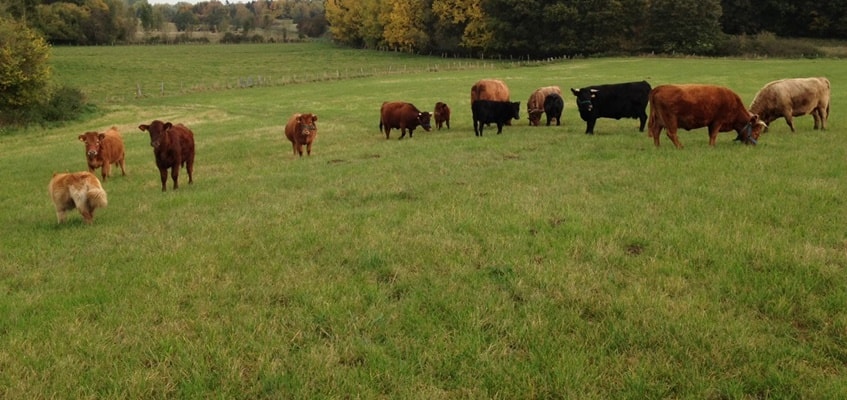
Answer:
[50, 76, 830, 224]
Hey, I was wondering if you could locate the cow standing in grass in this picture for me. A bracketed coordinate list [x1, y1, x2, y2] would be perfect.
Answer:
[527, 86, 563, 126]
[472, 100, 521, 136]
[285, 113, 319, 157]
[571, 81, 651, 134]
[78, 126, 126, 181]
[137, 120, 196, 191]
[648, 84, 766, 148]
[379, 101, 432, 139]
[434, 102, 451, 130]
[748, 77, 830, 132]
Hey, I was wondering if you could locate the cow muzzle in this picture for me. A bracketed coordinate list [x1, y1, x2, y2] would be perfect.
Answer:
[87, 150, 98, 157]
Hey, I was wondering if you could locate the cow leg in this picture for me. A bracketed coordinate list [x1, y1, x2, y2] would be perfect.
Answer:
[78, 206, 93, 224]
[638, 114, 647, 132]
[812, 109, 822, 130]
[384, 127, 391, 140]
[446, 119, 450, 129]
[708, 126, 719, 147]
[408, 128, 414, 138]
[786, 116, 796, 132]
[292, 142, 299, 156]
[306, 141, 312, 156]
[171, 167, 180, 190]
[585, 119, 596, 135]
[667, 128, 683, 148]
[119, 158, 126, 177]
[496, 123, 504, 134]
[399, 128, 407, 140]
[102, 162, 111, 181]
[159, 168, 169, 191]
[55, 209, 67, 224]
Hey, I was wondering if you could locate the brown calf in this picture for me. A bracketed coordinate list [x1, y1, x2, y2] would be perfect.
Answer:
[434, 102, 451, 130]
[78, 126, 126, 181]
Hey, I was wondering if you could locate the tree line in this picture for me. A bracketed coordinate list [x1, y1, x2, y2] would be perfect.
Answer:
[326, 0, 847, 57]
[3, 0, 327, 46]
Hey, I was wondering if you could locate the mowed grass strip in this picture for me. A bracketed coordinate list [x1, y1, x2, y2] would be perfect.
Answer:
[1, 45, 845, 398]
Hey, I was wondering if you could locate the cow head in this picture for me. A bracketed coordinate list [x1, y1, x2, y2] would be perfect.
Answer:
[571, 88, 598, 114]
[528, 109, 544, 126]
[417, 112, 433, 131]
[510, 102, 521, 121]
[138, 120, 172, 149]
[296, 113, 318, 138]
[737, 115, 767, 145]
[78, 131, 106, 159]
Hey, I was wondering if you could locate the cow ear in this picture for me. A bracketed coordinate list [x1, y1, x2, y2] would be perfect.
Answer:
[98, 133, 106, 141]
[312, 115, 317, 122]
[78, 135, 85, 142]
[164, 122, 173, 130]
[570, 88, 579, 96]
[138, 124, 148, 132]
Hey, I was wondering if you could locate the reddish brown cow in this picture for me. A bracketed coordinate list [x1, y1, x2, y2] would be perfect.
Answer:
[527, 86, 563, 126]
[648, 84, 767, 148]
[471, 79, 510, 103]
[434, 102, 451, 130]
[137, 120, 196, 191]
[284, 113, 318, 157]
[78, 126, 126, 181]
[749, 77, 830, 132]
[48, 171, 108, 224]
[379, 101, 432, 139]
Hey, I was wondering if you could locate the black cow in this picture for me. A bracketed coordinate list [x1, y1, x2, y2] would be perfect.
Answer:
[543, 93, 564, 126]
[570, 80, 651, 134]
[472, 100, 520, 136]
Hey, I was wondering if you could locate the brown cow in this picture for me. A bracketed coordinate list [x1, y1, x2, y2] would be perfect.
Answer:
[48, 171, 108, 224]
[137, 120, 196, 191]
[434, 102, 451, 130]
[648, 84, 767, 148]
[527, 86, 563, 126]
[379, 101, 432, 139]
[78, 126, 126, 181]
[471, 79, 512, 125]
[284, 113, 318, 157]
[749, 77, 830, 132]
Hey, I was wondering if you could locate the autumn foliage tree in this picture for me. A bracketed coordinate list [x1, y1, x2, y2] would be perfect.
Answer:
[0, 18, 52, 125]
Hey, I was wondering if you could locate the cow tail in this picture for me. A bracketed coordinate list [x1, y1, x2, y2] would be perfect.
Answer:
[88, 188, 108, 209]
[646, 92, 656, 134]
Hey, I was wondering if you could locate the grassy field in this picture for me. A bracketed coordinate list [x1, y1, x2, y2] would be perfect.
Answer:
[1, 42, 846, 398]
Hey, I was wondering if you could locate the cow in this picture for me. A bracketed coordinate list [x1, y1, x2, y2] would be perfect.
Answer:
[137, 120, 196, 191]
[78, 126, 126, 181]
[434, 102, 451, 130]
[48, 171, 108, 224]
[570, 81, 651, 134]
[284, 113, 318, 157]
[748, 77, 830, 132]
[527, 86, 563, 126]
[379, 101, 432, 139]
[472, 100, 521, 136]
[471, 79, 513, 125]
[542, 93, 564, 126]
[648, 84, 767, 148]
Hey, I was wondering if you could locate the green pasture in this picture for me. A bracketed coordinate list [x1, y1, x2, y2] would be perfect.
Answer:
[1, 43, 845, 398]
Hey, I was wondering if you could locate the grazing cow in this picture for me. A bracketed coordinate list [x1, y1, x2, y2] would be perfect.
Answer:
[648, 84, 767, 148]
[472, 100, 521, 136]
[749, 77, 830, 132]
[78, 126, 126, 181]
[543, 93, 564, 126]
[285, 113, 319, 157]
[471, 79, 513, 125]
[434, 102, 451, 130]
[48, 171, 108, 224]
[527, 86, 563, 126]
[570, 81, 652, 134]
[379, 101, 432, 139]
[137, 120, 196, 191]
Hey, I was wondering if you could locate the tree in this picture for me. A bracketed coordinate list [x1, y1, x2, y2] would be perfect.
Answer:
[646, 0, 724, 55]
[0, 18, 52, 125]
[382, 0, 432, 52]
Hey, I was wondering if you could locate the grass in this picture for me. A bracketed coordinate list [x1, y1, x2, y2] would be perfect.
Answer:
[1, 43, 846, 398]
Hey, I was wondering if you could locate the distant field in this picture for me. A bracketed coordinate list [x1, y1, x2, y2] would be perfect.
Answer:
[1, 43, 845, 398]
